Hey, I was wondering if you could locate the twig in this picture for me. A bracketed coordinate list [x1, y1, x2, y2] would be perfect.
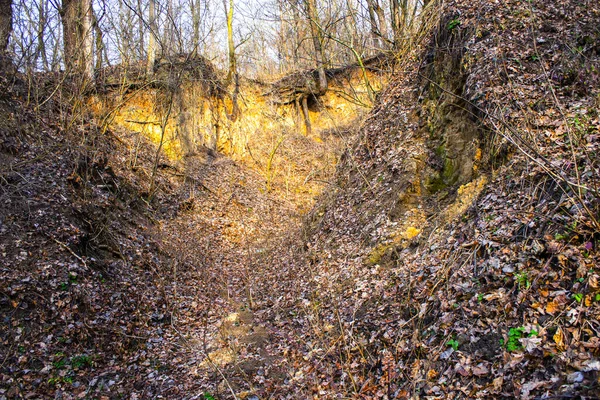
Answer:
[51, 237, 87, 268]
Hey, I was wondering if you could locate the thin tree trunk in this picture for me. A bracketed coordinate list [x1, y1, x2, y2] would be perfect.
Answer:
[390, 0, 401, 47]
[224, 0, 239, 120]
[0, 0, 13, 67]
[374, 0, 388, 46]
[294, 96, 301, 128]
[291, 0, 302, 67]
[302, 95, 311, 136]
[191, 0, 200, 54]
[305, 0, 327, 95]
[224, 0, 235, 83]
[61, 0, 94, 78]
[400, 0, 409, 35]
[137, 0, 145, 61]
[92, 9, 104, 71]
[37, 0, 49, 70]
[147, 0, 156, 75]
[366, 0, 381, 50]
[165, 0, 175, 56]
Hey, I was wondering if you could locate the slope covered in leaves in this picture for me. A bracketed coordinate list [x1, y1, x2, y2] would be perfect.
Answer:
[247, 0, 600, 398]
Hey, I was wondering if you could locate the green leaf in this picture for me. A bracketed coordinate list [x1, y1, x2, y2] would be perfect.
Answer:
[447, 339, 459, 350]
[506, 327, 525, 352]
[447, 19, 461, 31]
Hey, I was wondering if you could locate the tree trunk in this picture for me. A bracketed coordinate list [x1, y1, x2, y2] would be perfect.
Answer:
[147, 0, 156, 75]
[390, 0, 401, 47]
[291, 0, 302, 67]
[224, 0, 240, 120]
[224, 0, 236, 83]
[301, 95, 311, 136]
[366, 0, 381, 49]
[61, 0, 94, 78]
[92, 9, 104, 71]
[191, 0, 200, 54]
[305, 0, 327, 95]
[137, 0, 145, 61]
[374, 0, 388, 46]
[165, 0, 176, 56]
[0, 0, 13, 67]
[37, 0, 49, 70]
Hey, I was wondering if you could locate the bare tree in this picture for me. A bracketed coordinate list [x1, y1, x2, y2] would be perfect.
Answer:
[366, 0, 388, 49]
[61, 0, 94, 78]
[224, 0, 236, 82]
[305, 0, 327, 94]
[147, 0, 156, 75]
[190, 0, 201, 53]
[0, 0, 13, 67]
[224, 0, 240, 120]
[36, 0, 49, 70]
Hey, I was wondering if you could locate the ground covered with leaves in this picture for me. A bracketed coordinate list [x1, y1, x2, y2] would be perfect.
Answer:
[1, 0, 600, 399]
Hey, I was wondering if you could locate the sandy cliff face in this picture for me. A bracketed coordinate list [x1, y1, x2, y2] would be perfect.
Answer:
[95, 60, 388, 161]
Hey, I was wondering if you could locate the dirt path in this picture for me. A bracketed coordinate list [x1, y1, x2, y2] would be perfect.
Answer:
[146, 148, 314, 398]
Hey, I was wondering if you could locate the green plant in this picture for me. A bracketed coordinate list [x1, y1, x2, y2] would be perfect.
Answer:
[529, 328, 539, 337]
[595, 294, 600, 302]
[48, 375, 73, 386]
[506, 326, 538, 352]
[516, 272, 531, 290]
[477, 293, 484, 302]
[68, 273, 77, 284]
[572, 293, 584, 303]
[506, 327, 525, 352]
[203, 393, 216, 400]
[447, 18, 461, 31]
[53, 358, 66, 369]
[447, 338, 459, 350]
[59, 282, 69, 291]
[555, 232, 568, 241]
[71, 354, 92, 369]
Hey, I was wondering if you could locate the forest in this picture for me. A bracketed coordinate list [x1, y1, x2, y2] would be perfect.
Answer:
[1, 0, 599, 399]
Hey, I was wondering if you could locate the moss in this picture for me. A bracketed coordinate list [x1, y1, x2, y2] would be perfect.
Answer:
[435, 143, 446, 157]
[442, 157, 458, 184]
[366, 226, 422, 265]
[366, 244, 390, 265]
[425, 173, 447, 193]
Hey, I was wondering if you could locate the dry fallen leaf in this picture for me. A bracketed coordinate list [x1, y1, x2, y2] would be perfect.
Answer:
[553, 326, 566, 351]
[427, 369, 438, 380]
[546, 300, 559, 314]
[492, 376, 503, 392]
[520, 337, 542, 353]
[472, 363, 489, 376]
